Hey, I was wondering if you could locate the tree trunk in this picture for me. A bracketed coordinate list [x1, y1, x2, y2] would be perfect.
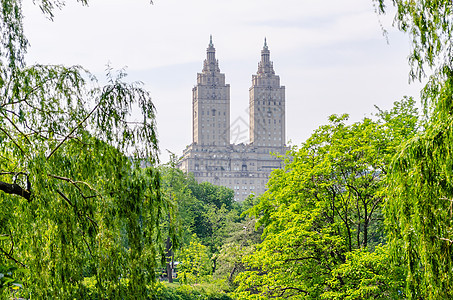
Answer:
[362, 202, 368, 248]
[166, 236, 173, 283]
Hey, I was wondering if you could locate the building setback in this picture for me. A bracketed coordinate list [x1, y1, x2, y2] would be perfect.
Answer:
[179, 37, 288, 201]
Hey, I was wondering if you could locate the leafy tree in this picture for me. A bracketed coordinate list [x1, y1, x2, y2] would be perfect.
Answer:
[158, 161, 240, 286]
[234, 99, 418, 299]
[386, 79, 453, 299]
[188, 179, 234, 210]
[214, 217, 262, 288]
[185, 178, 235, 253]
[373, 1, 453, 298]
[0, 0, 171, 298]
[159, 155, 203, 283]
[323, 245, 406, 299]
[177, 236, 212, 284]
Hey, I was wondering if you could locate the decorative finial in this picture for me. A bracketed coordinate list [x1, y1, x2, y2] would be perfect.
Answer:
[264, 37, 268, 49]
[209, 35, 213, 47]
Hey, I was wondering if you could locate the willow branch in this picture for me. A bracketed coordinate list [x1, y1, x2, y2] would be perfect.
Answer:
[56, 190, 98, 230]
[0, 127, 24, 155]
[0, 246, 26, 267]
[49, 174, 97, 195]
[0, 112, 32, 145]
[47, 102, 100, 160]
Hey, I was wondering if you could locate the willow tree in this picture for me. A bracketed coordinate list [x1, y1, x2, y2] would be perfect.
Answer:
[373, 0, 453, 298]
[0, 1, 167, 298]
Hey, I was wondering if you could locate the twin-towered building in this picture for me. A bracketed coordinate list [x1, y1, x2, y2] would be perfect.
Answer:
[179, 37, 288, 201]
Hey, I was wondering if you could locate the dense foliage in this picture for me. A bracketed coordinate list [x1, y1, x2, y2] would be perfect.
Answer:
[372, 1, 453, 298]
[157, 164, 253, 282]
[2, 0, 453, 299]
[233, 99, 419, 299]
[0, 0, 170, 298]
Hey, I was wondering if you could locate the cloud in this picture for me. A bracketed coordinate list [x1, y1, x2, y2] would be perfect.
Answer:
[22, 0, 419, 163]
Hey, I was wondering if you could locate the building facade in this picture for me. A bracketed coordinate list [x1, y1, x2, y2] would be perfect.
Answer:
[179, 37, 288, 201]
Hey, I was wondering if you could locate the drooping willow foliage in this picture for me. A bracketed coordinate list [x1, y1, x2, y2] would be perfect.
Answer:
[373, 0, 453, 298]
[0, 1, 172, 298]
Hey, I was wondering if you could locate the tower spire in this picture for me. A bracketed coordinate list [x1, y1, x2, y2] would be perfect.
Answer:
[204, 35, 219, 72]
[258, 38, 274, 74]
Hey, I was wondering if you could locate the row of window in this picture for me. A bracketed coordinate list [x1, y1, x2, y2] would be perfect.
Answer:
[233, 186, 256, 190]
[194, 172, 267, 182]
[255, 143, 282, 147]
[201, 124, 227, 129]
[236, 191, 254, 196]
[206, 77, 220, 83]
[199, 134, 225, 140]
[257, 107, 282, 112]
[257, 137, 282, 141]
[201, 110, 227, 116]
[257, 119, 282, 124]
[257, 129, 282, 134]
[199, 131, 227, 137]
[255, 100, 282, 106]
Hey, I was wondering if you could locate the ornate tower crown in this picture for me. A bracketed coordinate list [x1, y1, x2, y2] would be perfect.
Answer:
[258, 37, 275, 75]
[203, 35, 220, 73]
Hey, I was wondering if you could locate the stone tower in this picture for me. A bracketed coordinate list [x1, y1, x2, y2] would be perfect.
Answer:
[249, 38, 286, 149]
[179, 37, 288, 202]
[192, 36, 231, 146]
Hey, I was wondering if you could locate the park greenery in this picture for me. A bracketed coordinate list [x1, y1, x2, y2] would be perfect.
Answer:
[1, 0, 453, 299]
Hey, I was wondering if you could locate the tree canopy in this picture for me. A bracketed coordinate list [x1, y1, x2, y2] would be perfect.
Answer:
[234, 99, 419, 299]
[2, 0, 453, 298]
[372, 1, 453, 298]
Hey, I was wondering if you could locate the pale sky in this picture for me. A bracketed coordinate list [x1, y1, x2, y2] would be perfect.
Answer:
[22, 0, 423, 163]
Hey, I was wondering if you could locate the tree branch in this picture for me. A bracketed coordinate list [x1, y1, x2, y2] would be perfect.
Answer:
[0, 236, 26, 268]
[276, 286, 308, 297]
[0, 127, 25, 155]
[0, 180, 30, 201]
[49, 174, 97, 196]
[47, 102, 100, 160]
[0, 111, 32, 145]
[56, 189, 98, 230]
[438, 237, 453, 244]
